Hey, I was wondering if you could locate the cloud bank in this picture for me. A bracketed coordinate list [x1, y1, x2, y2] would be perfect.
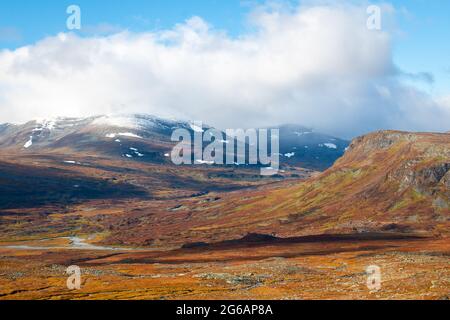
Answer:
[0, 2, 449, 138]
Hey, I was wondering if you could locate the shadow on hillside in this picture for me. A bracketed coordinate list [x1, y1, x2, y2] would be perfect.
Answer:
[0, 161, 149, 209]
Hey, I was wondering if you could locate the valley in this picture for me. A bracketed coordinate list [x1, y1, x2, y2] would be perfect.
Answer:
[0, 115, 448, 300]
[1, 236, 448, 300]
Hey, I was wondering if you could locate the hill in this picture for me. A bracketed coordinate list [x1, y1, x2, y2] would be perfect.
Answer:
[100, 130, 449, 247]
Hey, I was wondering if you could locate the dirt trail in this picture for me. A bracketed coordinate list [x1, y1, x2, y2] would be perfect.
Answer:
[0, 236, 150, 252]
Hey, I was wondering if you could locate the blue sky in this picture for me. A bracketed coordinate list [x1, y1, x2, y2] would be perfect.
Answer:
[390, 0, 450, 96]
[0, 0, 252, 42]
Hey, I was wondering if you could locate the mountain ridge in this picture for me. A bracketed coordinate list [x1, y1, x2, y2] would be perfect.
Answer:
[0, 114, 349, 171]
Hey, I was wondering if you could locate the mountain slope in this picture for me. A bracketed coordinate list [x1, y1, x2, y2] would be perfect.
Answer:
[102, 130, 448, 247]
[0, 114, 348, 170]
[229, 130, 449, 236]
[0, 115, 187, 163]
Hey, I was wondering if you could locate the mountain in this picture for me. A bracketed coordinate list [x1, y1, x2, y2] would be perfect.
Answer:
[0, 115, 189, 163]
[95, 130, 449, 247]
[232, 130, 449, 236]
[0, 114, 348, 171]
[275, 124, 349, 170]
[0, 114, 318, 211]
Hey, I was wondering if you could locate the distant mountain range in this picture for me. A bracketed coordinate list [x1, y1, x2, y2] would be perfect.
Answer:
[274, 124, 349, 170]
[0, 114, 349, 171]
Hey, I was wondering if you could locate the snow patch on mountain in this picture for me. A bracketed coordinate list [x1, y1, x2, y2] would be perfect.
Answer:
[319, 143, 337, 149]
[93, 115, 145, 129]
[119, 132, 142, 139]
[196, 159, 214, 165]
[106, 132, 143, 139]
[92, 114, 181, 131]
[35, 118, 57, 131]
[284, 152, 295, 158]
[24, 136, 33, 148]
[129, 147, 144, 157]
[324, 143, 337, 149]
[63, 160, 83, 165]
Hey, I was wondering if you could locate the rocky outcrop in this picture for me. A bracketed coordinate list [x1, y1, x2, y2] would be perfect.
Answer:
[347, 131, 419, 153]
[415, 163, 450, 188]
[441, 171, 450, 189]
[389, 161, 450, 193]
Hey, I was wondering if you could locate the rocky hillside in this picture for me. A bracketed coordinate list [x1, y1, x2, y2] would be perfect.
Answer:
[317, 131, 450, 233]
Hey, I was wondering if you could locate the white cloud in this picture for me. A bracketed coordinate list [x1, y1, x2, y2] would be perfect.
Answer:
[0, 2, 449, 138]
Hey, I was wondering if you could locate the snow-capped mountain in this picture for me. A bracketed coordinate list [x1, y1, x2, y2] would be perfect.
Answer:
[0, 114, 193, 161]
[0, 114, 349, 170]
[275, 124, 349, 170]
